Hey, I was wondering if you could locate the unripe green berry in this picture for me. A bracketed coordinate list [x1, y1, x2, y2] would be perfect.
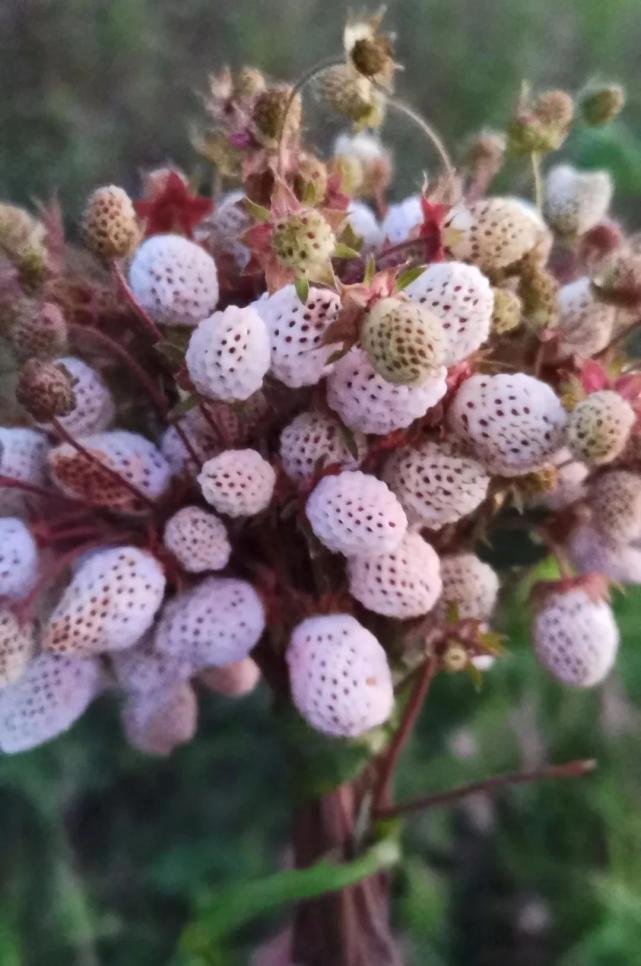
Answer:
[361, 296, 446, 385]
[272, 209, 335, 278]
[580, 83, 625, 126]
[567, 390, 635, 466]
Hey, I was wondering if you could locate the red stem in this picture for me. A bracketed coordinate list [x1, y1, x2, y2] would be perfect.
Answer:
[372, 653, 439, 814]
[375, 758, 597, 820]
[111, 261, 163, 341]
[0, 474, 80, 504]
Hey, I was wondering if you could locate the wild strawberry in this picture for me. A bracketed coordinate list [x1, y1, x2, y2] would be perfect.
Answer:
[380, 196, 422, 244]
[306, 470, 407, 557]
[163, 505, 231, 572]
[128, 234, 219, 326]
[543, 165, 612, 237]
[567, 390, 635, 466]
[49, 430, 172, 513]
[405, 261, 494, 365]
[588, 470, 641, 544]
[186, 304, 270, 403]
[0, 517, 38, 600]
[554, 277, 615, 359]
[447, 197, 542, 272]
[567, 524, 641, 584]
[154, 576, 265, 669]
[326, 346, 447, 435]
[271, 210, 336, 279]
[448, 373, 566, 476]
[252, 83, 302, 146]
[0, 609, 35, 688]
[0, 653, 102, 753]
[112, 633, 192, 696]
[347, 531, 441, 618]
[435, 553, 499, 622]
[383, 439, 490, 529]
[361, 297, 446, 385]
[0, 427, 49, 516]
[286, 613, 394, 738]
[533, 584, 618, 687]
[279, 411, 366, 483]
[198, 448, 275, 517]
[42, 546, 166, 657]
[200, 657, 261, 697]
[81, 185, 140, 260]
[256, 284, 342, 388]
[38, 356, 115, 436]
[122, 681, 197, 756]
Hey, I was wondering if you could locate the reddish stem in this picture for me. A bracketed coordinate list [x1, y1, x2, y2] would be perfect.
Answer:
[51, 418, 157, 512]
[376, 758, 596, 820]
[0, 475, 79, 504]
[111, 261, 163, 341]
[372, 653, 439, 814]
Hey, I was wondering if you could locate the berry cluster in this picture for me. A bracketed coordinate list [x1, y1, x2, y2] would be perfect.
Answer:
[0, 18, 637, 762]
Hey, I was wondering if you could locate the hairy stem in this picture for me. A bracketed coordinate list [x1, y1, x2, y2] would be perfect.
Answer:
[376, 758, 596, 820]
[531, 151, 543, 211]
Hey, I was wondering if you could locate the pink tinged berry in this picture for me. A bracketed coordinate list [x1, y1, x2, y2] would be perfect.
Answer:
[436, 553, 499, 622]
[567, 524, 641, 585]
[48, 430, 172, 513]
[163, 505, 231, 573]
[347, 531, 442, 619]
[185, 304, 271, 402]
[554, 278, 615, 360]
[448, 372, 567, 476]
[543, 165, 613, 237]
[255, 284, 342, 388]
[199, 657, 261, 697]
[533, 587, 618, 687]
[567, 390, 635, 466]
[128, 234, 219, 326]
[161, 406, 225, 475]
[198, 448, 275, 517]
[122, 681, 197, 756]
[588, 470, 641, 544]
[447, 197, 542, 272]
[279, 410, 366, 483]
[154, 576, 265, 669]
[404, 261, 494, 365]
[287, 614, 394, 738]
[0, 427, 48, 516]
[326, 346, 447, 435]
[112, 632, 192, 696]
[306, 470, 407, 557]
[384, 439, 490, 529]
[0, 609, 35, 688]
[42, 546, 166, 657]
[0, 653, 102, 753]
[39, 356, 115, 437]
[0, 517, 38, 600]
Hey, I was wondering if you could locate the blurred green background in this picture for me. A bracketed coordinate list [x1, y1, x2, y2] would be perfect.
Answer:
[2, 1, 641, 963]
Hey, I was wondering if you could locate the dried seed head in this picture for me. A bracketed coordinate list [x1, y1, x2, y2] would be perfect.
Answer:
[8, 299, 68, 361]
[16, 358, 76, 422]
[252, 84, 301, 146]
[315, 65, 385, 128]
[271, 210, 336, 279]
[361, 297, 446, 385]
[39, 356, 115, 437]
[81, 185, 140, 260]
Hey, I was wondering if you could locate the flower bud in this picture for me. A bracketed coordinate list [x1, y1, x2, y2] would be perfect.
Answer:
[580, 82, 625, 126]
[16, 359, 76, 422]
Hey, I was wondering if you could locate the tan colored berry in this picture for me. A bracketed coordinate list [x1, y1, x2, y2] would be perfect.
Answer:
[361, 297, 446, 385]
[16, 359, 76, 422]
[81, 185, 140, 260]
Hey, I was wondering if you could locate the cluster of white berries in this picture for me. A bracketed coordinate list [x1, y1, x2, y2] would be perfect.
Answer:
[0, 57, 638, 761]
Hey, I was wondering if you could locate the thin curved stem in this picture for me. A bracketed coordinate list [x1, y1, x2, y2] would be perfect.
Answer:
[531, 151, 543, 211]
[0, 475, 78, 503]
[383, 94, 454, 180]
[111, 261, 163, 342]
[376, 758, 596, 820]
[276, 56, 345, 178]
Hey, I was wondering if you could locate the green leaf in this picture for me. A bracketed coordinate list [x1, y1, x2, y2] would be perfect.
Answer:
[396, 265, 427, 291]
[363, 253, 377, 285]
[168, 393, 199, 420]
[177, 837, 401, 957]
[154, 340, 186, 368]
[333, 242, 361, 260]
[294, 276, 310, 304]
[338, 422, 362, 461]
[243, 197, 271, 222]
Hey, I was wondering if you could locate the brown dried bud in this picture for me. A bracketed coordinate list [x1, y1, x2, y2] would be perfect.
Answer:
[16, 358, 76, 421]
[293, 154, 329, 205]
[315, 65, 385, 129]
[81, 185, 140, 261]
[593, 251, 641, 309]
[8, 299, 68, 361]
[491, 287, 522, 335]
[580, 83, 625, 126]
[252, 84, 301, 147]
[351, 36, 393, 79]
[233, 66, 266, 100]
